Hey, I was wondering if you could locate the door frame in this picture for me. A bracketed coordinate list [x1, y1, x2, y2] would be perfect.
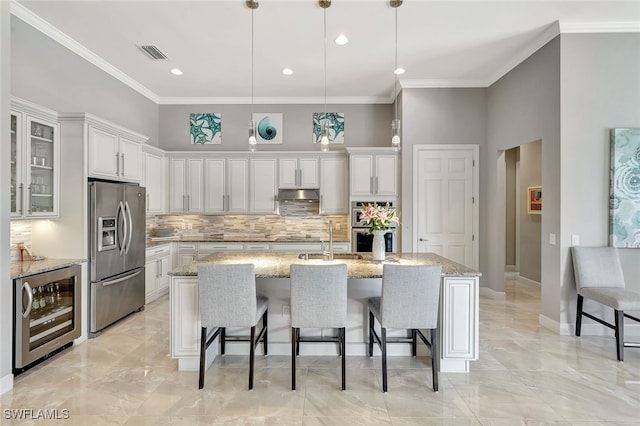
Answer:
[412, 144, 479, 270]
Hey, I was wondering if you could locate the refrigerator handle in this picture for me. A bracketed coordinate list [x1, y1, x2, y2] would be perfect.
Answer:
[118, 201, 127, 255]
[101, 269, 142, 286]
[124, 201, 133, 254]
[22, 281, 33, 318]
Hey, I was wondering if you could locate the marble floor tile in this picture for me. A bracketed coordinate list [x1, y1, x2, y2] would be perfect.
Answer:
[3, 279, 640, 424]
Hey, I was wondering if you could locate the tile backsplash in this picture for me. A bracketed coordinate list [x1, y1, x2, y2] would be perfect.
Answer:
[147, 214, 349, 241]
[10, 222, 33, 260]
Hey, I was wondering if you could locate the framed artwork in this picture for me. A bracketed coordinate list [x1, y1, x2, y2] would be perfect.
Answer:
[190, 113, 221, 144]
[610, 128, 640, 247]
[313, 112, 345, 144]
[253, 113, 283, 144]
[527, 186, 542, 214]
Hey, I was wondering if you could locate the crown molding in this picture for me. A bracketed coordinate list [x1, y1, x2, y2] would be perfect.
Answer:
[560, 21, 640, 33]
[157, 96, 390, 105]
[399, 79, 489, 89]
[10, 1, 160, 104]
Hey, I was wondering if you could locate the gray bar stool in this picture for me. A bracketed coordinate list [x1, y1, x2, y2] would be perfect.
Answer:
[368, 264, 441, 392]
[290, 263, 348, 391]
[198, 263, 268, 390]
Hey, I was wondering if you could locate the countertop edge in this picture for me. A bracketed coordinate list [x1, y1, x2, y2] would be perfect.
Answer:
[10, 258, 86, 280]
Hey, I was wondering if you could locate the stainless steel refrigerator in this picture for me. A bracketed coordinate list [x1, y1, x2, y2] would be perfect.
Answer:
[89, 180, 146, 335]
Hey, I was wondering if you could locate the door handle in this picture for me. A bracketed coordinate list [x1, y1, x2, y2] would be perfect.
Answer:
[419, 238, 429, 242]
[22, 281, 33, 318]
[118, 201, 126, 255]
[124, 201, 133, 254]
[146, 193, 150, 211]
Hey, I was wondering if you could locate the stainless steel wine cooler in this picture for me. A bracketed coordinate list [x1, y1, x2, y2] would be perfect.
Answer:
[14, 264, 81, 373]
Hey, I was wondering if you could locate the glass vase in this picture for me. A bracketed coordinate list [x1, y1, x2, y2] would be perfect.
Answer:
[372, 230, 386, 261]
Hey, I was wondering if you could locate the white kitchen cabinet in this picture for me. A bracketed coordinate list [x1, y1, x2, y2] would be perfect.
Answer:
[348, 148, 398, 198]
[203, 157, 249, 214]
[145, 244, 172, 304]
[170, 158, 204, 213]
[319, 155, 348, 214]
[175, 243, 198, 268]
[250, 158, 278, 214]
[279, 157, 319, 188]
[271, 242, 324, 252]
[143, 146, 166, 215]
[441, 276, 479, 370]
[88, 119, 145, 183]
[197, 243, 244, 259]
[10, 98, 60, 219]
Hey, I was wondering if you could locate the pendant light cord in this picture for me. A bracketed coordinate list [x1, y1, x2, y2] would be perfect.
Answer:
[323, 6, 327, 118]
[251, 5, 255, 116]
[394, 6, 398, 121]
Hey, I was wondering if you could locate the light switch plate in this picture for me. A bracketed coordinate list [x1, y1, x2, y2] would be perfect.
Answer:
[549, 233, 556, 245]
[571, 234, 580, 246]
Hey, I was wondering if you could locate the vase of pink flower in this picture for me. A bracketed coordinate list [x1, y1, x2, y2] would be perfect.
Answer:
[358, 203, 400, 261]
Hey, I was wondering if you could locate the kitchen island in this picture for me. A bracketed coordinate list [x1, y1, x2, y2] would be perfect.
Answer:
[170, 252, 480, 373]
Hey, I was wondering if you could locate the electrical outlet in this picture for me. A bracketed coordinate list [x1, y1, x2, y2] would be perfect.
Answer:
[549, 233, 556, 245]
[282, 305, 290, 316]
[335, 223, 341, 231]
[181, 223, 186, 229]
[187, 223, 193, 229]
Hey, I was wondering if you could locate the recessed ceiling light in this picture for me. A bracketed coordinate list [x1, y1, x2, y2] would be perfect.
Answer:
[282, 68, 294, 75]
[394, 67, 405, 75]
[335, 34, 349, 45]
[170, 68, 183, 76]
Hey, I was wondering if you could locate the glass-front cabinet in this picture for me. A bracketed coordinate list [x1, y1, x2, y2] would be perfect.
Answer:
[11, 98, 59, 219]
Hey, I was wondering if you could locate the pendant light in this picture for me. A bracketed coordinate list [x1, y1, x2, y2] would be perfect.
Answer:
[391, 0, 402, 150]
[247, 0, 259, 151]
[319, 0, 331, 151]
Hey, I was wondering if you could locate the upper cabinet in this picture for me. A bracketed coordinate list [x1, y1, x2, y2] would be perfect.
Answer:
[320, 154, 348, 214]
[250, 158, 277, 214]
[11, 98, 60, 219]
[348, 148, 398, 199]
[203, 157, 249, 214]
[169, 157, 204, 213]
[279, 157, 319, 189]
[87, 118, 147, 183]
[143, 145, 167, 215]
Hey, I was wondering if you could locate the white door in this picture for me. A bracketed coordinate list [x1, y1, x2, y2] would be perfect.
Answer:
[119, 137, 142, 182]
[227, 158, 249, 213]
[320, 156, 348, 214]
[350, 154, 374, 197]
[204, 158, 225, 213]
[186, 159, 204, 213]
[278, 158, 298, 188]
[250, 158, 277, 213]
[299, 157, 319, 188]
[169, 158, 186, 213]
[88, 126, 119, 178]
[415, 146, 477, 269]
[375, 154, 398, 196]
[144, 153, 163, 214]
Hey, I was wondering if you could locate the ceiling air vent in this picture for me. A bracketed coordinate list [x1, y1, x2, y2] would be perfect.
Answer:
[138, 45, 168, 60]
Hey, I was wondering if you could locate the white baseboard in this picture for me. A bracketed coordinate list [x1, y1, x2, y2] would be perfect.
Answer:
[517, 275, 540, 287]
[505, 265, 517, 272]
[480, 286, 506, 300]
[539, 314, 640, 337]
[0, 373, 14, 395]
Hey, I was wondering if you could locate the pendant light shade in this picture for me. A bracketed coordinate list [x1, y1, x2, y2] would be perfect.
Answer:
[320, 0, 331, 152]
[247, 0, 259, 151]
[391, 0, 402, 150]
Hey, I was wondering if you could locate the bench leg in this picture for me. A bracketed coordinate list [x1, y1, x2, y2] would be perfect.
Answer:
[576, 294, 584, 336]
[615, 309, 624, 362]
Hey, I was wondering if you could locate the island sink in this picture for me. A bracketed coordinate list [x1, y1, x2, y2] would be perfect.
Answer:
[297, 252, 364, 261]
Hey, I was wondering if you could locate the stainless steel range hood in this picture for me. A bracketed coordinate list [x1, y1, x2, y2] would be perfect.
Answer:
[277, 188, 320, 202]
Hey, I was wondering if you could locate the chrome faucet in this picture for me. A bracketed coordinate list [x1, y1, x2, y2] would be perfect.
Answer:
[327, 220, 334, 261]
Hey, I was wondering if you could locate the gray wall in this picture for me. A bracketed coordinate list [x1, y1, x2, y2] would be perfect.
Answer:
[505, 147, 518, 266]
[486, 35, 561, 323]
[10, 18, 159, 144]
[399, 88, 487, 253]
[519, 140, 542, 282]
[559, 33, 640, 328]
[159, 104, 391, 151]
[1, 1, 13, 394]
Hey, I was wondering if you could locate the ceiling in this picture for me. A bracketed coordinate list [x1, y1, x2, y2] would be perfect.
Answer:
[12, 0, 640, 104]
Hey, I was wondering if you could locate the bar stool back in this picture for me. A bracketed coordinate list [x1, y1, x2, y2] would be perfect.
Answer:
[198, 263, 268, 390]
[290, 263, 348, 390]
[368, 264, 441, 392]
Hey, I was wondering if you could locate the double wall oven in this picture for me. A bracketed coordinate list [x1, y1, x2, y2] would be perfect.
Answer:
[351, 201, 397, 253]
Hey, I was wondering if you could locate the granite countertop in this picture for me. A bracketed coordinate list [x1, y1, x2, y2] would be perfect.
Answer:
[147, 236, 350, 248]
[169, 252, 481, 279]
[10, 258, 86, 280]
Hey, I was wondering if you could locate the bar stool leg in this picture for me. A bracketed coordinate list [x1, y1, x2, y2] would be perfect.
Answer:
[249, 326, 256, 390]
[411, 329, 417, 356]
[431, 328, 439, 392]
[263, 309, 268, 356]
[368, 309, 374, 357]
[220, 328, 226, 355]
[291, 327, 297, 390]
[199, 327, 207, 390]
[615, 310, 624, 361]
[341, 327, 346, 391]
[381, 327, 388, 392]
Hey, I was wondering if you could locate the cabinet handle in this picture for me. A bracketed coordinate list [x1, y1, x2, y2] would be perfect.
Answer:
[121, 153, 125, 176]
[116, 152, 120, 176]
[18, 183, 23, 215]
[370, 176, 374, 194]
[296, 169, 301, 187]
[182, 195, 186, 212]
[146, 193, 150, 212]
[187, 195, 190, 211]
[375, 176, 379, 194]
[27, 184, 32, 215]
[157, 258, 161, 277]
